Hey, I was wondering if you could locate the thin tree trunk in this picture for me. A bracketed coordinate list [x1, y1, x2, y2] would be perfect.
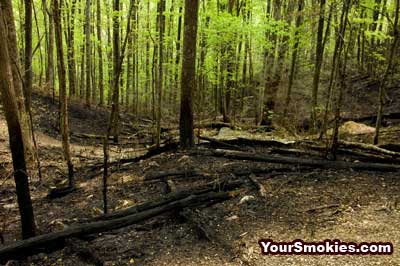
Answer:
[374, 0, 399, 144]
[97, 0, 104, 106]
[85, 0, 92, 107]
[329, 0, 352, 159]
[53, 0, 75, 186]
[283, 0, 304, 116]
[156, 0, 165, 147]
[179, 0, 199, 148]
[0, 5, 36, 239]
[24, 0, 33, 115]
[311, 0, 326, 124]
[67, 0, 77, 98]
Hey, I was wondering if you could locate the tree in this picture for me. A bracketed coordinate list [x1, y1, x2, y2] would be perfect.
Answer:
[0, 0, 34, 161]
[156, 0, 165, 147]
[283, 0, 304, 116]
[311, 0, 326, 125]
[374, 0, 400, 144]
[53, 0, 74, 187]
[179, 0, 199, 148]
[85, 0, 92, 106]
[0, 5, 36, 239]
[24, 0, 33, 114]
[96, 0, 104, 106]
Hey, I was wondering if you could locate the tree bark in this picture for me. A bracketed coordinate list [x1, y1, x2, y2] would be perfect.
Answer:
[24, 0, 33, 115]
[283, 0, 304, 115]
[179, 0, 199, 148]
[0, 6, 36, 239]
[311, 0, 326, 124]
[85, 0, 92, 107]
[53, 0, 74, 187]
[0, 0, 34, 161]
[373, 0, 399, 144]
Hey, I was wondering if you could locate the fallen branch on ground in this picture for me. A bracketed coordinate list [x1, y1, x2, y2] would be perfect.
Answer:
[192, 149, 400, 172]
[198, 136, 246, 151]
[0, 191, 240, 263]
[338, 140, 400, 157]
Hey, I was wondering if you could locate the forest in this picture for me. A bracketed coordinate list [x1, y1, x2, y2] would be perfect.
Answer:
[0, 0, 399, 264]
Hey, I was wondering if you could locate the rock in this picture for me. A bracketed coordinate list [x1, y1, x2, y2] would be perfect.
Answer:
[327, 121, 375, 136]
[339, 121, 375, 135]
[217, 127, 235, 139]
[239, 196, 255, 205]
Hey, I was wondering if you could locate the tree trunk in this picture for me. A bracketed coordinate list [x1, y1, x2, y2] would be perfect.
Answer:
[0, 0, 34, 161]
[66, 0, 77, 98]
[85, 0, 92, 107]
[96, 0, 104, 106]
[53, 0, 74, 187]
[0, 6, 36, 239]
[179, 0, 199, 148]
[311, 0, 326, 124]
[329, 0, 352, 159]
[283, 0, 304, 115]
[373, 0, 399, 144]
[156, 0, 165, 147]
[24, 0, 33, 115]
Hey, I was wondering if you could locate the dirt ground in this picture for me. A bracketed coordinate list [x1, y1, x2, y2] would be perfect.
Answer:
[1, 92, 400, 266]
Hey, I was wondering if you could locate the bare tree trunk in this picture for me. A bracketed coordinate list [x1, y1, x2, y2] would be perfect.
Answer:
[0, 0, 34, 161]
[85, 0, 92, 107]
[0, 6, 36, 239]
[179, 0, 199, 148]
[96, 0, 104, 106]
[145, 0, 151, 114]
[67, 0, 77, 98]
[156, 0, 165, 147]
[283, 0, 304, 116]
[311, 0, 326, 125]
[329, 0, 352, 159]
[47, 1, 55, 101]
[24, 0, 33, 115]
[53, 0, 74, 187]
[374, 0, 399, 144]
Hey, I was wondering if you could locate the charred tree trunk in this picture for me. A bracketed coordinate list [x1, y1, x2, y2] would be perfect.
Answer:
[179, 0, 199, 148]
[0, 0, 34, 161]
[0, 6, 36, 239]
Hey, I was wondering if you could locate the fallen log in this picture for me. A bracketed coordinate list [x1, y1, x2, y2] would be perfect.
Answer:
[47, 186, 77, 199]
[198, 136, 246, 151]
[270, 148, 323, 158]
[342, 112, 400, 124]
[99, 177, 246, 221]
[223, 137, 297, 148]
[0, 191, 238, 263]
[86, 142, 179, 175]
[338, 140, 400, 157]
[192, 149, 400, 172]
[144, 169, 201, 181]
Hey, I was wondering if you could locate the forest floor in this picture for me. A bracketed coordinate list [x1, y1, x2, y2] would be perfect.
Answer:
[1, 90, 400, 266]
